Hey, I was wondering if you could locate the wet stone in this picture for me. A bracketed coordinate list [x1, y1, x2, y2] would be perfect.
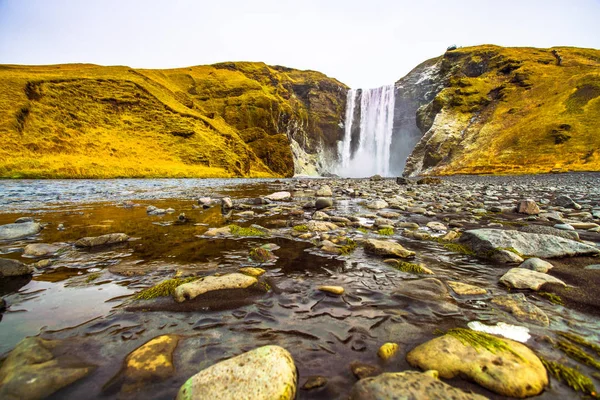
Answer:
[74, 233, 129, 248]
[447, 281, 487, 296]
[500, 268, 566, 291]
[174, 273, 258, 302]
[302, 376, 327, 390]
[0, 258, 34, 277]
[350, 361, 381, 380]
[491, 293, 550, 326]
[0, 221, 42, 241]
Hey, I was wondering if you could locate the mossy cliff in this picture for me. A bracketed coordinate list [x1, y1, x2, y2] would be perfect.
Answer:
[401, 45, 600, 176]
[0, 62, 347, 178]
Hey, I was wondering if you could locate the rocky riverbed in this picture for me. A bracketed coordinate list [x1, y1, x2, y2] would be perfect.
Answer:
[0, 174, 599, 399]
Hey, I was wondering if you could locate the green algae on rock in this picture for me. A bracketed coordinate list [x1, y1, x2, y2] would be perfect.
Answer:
[407, 329, 548, 397]
[135, 277, 200, 300]
[176, 345, 297, 400]
[540, 357, 598, 397]
[229, 224, 269, 237]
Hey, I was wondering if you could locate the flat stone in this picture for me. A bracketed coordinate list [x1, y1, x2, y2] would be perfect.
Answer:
[491, 293, 549, 326]
[460, 228, 598, 258]
[364, 239, 415, 258]
[306, 220, 339, 232]
[74, 233, 129, 248]
[570, 222, 600, 230]
[349, 370, 488, 400]
[318, 285, 344, 295]
[519, 258, 553, 273]
[407, 207, 427, 214]
[396, 222, 419, 230]
[174, 273, 257, 302]
[490, 249, 524, 263]
[406, 333, 547, 397]
[0, 337, 93, 400]
[23, 243, 64, 257]
[204, 226, 232, 236]
[584, 264, 600, 270]
[0, 222, 42, 241]
[176, 345, 296, 400]
[239, 267, 266, 277]
[0, 258, 34, 277]
[499, 268, 566, 291]
[519, 224, 579, 241]
[265, 191, 291, 201]
[553, 223, 575, 231]
[447, 281, 487, 296]
[426, 221, 447, 231]
[302, 376, 327, 390]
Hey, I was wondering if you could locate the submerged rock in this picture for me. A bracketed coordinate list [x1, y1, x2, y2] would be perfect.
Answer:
[349, 370, 489, 400]
[176, 345, 296, 400]
[75, 233, 129, 248]
[23, 243, 64, 257]
[499, 268, 566, 291]
[0, 221, 42, 241]
[350, 361, 381, 380]
[459, 228, 599, 258]
[393, 278, 453, 302]
[173, 273, 257, 302]
[119, 334, 180, 393]
[0, 337, 93, 400]
[406, 331, 547, 397]
[491, 293, 549, 326]
[0, 258, 34, 277]
[364, 239, 415, 258]
[306, 220, 339, 232]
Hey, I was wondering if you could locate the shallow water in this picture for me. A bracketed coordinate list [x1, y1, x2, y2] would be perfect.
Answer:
[0, 175, 599, 399]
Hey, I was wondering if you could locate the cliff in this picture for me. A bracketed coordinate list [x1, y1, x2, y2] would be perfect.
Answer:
[401, 45, 600, 176]
[0, 62, 347, 178]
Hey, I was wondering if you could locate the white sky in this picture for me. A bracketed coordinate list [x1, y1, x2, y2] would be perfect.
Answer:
[1, 0, 599, 88]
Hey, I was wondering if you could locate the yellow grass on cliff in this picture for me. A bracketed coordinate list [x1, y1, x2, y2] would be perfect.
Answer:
[0, 62, 346, 178]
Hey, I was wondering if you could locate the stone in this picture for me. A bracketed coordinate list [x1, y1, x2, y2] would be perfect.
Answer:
[366, 200, 388, 210]
[0, 297, 6, 311]
[14, 217, 34, 223]
[74, 233, 129, 248]
[570, 222, 600, 230]
[553, 223, 575, 231]
[23, 243, 64, 257]
[490, 249, 524, 263]
[315, 185, 333, 197]
[396, 177, 411, 185]
[364, 239, 415, 258]
[499, 268, 566, 291]
[406, 333, 547, 397]
[147, 205, 167, 215]
[302, 376, 327, 390]
[315, 197, 333, 210]
[204, 226, 231, 236]
[350, 362, 381, 380]
[0, 337, 93, 400]
[553, 195, 580, 209]
[584, 264, 600, 270]
[318, 285, 344, 295]
[0, 222, 42, 241]
[396, 222, 419, 230]
[406, 206, 427, 214]
[306, 220, 339, 232]
[516, 199, 540, 215]
[377, 343, 399, 360]
[447, 281, 487, 296]
[265, 191, 291, 201]
[417, 177, 442, 185]
[393, 278, 453, 302]
[176, 345, 296, 400]
[349, 370, 489, 400]
[0, 258, 34, 277]
[519, 224, 579, 241]
[459, 228, 598, 258]
[239, 267, 266, 277]
[491, 293, 549, 326]
[312, 211, 330, 220]
[426, 221, 447, 231]
[120, 334, 180, 393]
[221, 197, 233, 209]
[539, 212, 564, 223]
[519, 258, 554, 273]
[173, 273, 257, 302]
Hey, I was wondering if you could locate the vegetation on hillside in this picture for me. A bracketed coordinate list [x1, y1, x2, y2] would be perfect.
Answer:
[0, 62, 347, 178]
[406, 45, 600, 176]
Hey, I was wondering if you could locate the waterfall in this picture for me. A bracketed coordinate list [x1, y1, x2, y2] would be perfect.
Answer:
[337, 84, 396, 177]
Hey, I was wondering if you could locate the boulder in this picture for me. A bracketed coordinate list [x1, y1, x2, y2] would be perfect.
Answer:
[315, 197, 333, 210]
[364, 239, 415, 258]
[406, 332, 547, 397]
[74, 233, 129, 248]
[349, 370, 488, 400]
[366, 200, 389, 210]
[519, 224, 579, 241]
[265, 191, 291, 201]
[173, 273, 257, 302]
[0, 258, 34, 277]
[0, 337, 93, 400]
[315, 185, 333, 197]
[499, 268, 566, 291]
[519, 258, 554, 273]
[176, 345, 296, 400]
[491, 293, 549, 326]
[23, 243, 64, 258]
[516, 199, 540, 215]
[459, 229, 598, 258]
[0, 222, 42, 241]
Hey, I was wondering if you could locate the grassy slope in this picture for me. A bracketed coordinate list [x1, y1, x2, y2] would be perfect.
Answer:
[0, 62, 346, 178]
[420, 45, 600, 175]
